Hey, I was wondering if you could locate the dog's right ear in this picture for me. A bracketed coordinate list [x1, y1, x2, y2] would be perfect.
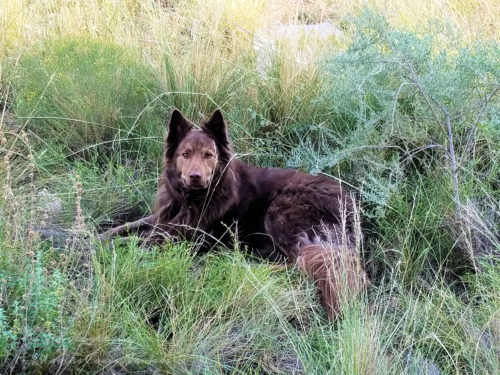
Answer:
[165, 109, 192, 160]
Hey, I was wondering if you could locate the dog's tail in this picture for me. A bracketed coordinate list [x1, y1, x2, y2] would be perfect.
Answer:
[296, 244, 367, 319]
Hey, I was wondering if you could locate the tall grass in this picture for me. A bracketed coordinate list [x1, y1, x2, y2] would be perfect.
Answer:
[0, 0, 499, 373]
[12, 37, 162, 154]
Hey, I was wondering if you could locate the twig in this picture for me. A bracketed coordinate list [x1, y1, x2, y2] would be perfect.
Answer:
[406, 75, 441, 126]
[467, 84, 500, 159]
[432, 99, 461, 216]
[404, 64, 461, 217]
[391, 82, 412, 132]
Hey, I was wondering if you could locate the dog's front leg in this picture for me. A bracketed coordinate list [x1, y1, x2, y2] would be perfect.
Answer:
[98, 214, 158, 242]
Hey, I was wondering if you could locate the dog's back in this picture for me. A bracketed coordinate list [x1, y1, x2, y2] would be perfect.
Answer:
[216, 162, 353, 256]
[230, 163, 366, 318]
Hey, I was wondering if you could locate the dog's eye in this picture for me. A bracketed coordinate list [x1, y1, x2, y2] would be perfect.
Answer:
[204, 152, 214, 159]
[181, 152, 191, 158]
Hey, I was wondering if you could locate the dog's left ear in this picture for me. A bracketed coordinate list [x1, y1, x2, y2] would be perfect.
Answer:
[165, 109, 193, 160]
[204, 109, 229, 147]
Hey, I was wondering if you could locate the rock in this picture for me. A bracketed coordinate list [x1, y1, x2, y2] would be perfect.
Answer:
[268, 351, 305, 374]
[479, 331, 492, 349]
[1, 110, 21, 133]
[404, 352, 441, 375]
[37, 189, 63, 217]
[37, 226, 70, 249]
[253, 21, 343, 77]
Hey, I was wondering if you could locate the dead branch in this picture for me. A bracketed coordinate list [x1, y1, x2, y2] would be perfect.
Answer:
[432, 98, 461, 216]
[467, 84, 500, 159]
[403, 63, 461, 217]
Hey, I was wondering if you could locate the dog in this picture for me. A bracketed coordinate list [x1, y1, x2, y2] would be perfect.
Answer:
[100, 109, 367, 319]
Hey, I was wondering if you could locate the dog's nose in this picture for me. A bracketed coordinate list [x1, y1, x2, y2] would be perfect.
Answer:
[189, 172, 202, 182]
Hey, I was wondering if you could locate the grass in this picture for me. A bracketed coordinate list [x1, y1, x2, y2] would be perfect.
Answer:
[0, 0, 499, 373]
[11, 36, 163, 156]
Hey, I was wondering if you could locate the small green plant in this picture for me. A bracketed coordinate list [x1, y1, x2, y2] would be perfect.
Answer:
[0, 249, 74, 372]
[0, 308, 16, 360]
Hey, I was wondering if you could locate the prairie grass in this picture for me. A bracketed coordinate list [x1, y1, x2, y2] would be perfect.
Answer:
[0, 0, 499, 373]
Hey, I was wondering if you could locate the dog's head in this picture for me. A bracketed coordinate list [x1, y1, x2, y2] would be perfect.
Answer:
[165, 109, 232, 190]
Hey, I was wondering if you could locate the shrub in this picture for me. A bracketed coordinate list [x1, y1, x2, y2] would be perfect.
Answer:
[11, 36, 163, 158]
[291, 11, 499, 202]
[286, 11, 500, 278]
[0, 249, 73, 372]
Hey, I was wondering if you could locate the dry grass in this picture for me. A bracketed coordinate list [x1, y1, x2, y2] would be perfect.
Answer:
[2, 0, 498, 60]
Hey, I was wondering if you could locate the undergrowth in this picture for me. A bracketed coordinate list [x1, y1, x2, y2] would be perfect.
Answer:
[0, 0, 499, 373]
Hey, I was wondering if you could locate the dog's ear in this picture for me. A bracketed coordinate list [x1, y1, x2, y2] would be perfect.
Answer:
[165, 109, 193, 159]
[204, 109, 229, 147]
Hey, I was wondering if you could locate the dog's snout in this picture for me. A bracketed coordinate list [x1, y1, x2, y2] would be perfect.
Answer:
[189, 172, 202, 181]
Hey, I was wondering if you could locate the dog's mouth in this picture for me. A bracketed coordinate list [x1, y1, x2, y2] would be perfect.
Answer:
[182, 178, 210, 190]
[186, 184, 207, 190]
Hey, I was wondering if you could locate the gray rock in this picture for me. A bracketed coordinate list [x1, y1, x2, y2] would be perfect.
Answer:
[253, 21, 343, 77]
[479, 331, 492, 349]
[37, 189, 63, 217]
[37, 226, 70, 249]
[404, 352, 441, 375]
[268, 351, 305, 374]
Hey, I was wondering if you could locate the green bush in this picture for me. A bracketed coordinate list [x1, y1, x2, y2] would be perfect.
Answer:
[11, 36, 164, 158]
[290, 11, 499, 199]
[0, 249, 73, 372]
[285, 11, 500, 280]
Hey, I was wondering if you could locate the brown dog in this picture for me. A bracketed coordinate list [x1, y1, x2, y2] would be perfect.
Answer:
[100, 109, 367, 319]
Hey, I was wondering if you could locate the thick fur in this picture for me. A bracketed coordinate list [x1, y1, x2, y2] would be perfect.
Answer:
[101, 109, 367, 319]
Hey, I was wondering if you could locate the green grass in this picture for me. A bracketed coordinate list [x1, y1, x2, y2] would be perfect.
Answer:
[0, 1, 499, 373]
[11, 36, 164, 158]
[68, 242, 317, 374]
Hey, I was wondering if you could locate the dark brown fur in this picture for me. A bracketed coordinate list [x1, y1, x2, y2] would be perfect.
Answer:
[101, 109, 367, 319]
